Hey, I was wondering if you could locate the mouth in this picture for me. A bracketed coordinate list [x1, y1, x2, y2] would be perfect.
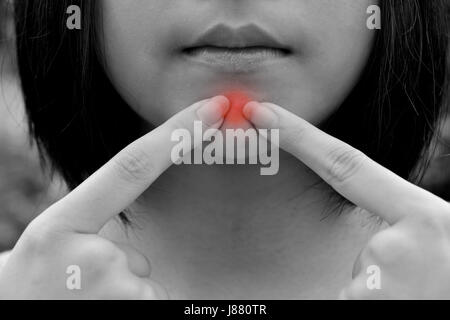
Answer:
[181, 23, 292, 73]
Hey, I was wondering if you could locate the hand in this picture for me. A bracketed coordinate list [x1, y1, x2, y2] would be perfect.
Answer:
[0, 96, 230, 299]
[243, 101, 450, 300]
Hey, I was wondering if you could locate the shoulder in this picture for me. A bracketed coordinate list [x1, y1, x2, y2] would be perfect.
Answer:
[0, 251, 11, 270]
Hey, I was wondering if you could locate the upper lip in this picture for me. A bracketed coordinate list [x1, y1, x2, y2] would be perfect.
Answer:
[185, 23, 290, 51]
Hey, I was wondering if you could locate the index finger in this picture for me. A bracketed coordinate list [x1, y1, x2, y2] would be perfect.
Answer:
[44, 96, 230, 233]
[243, 101, 449, 225]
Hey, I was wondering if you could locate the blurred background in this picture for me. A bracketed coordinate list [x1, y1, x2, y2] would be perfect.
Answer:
[0, 1, 449, 252]
[0, 1, 66, 252]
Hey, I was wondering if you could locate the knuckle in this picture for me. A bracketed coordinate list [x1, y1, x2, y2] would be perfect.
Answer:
[20, 218, 61, 255]
[20, 230, 51, 256]
[325, 145, 367, 186]
[409, 210, 449, 237]
[366, 230, 413, 265]
[76, 241, 124, 270]
[113, 147, 155, 183]
[413, 212, 444, 230]
[366, 235, 384, 259]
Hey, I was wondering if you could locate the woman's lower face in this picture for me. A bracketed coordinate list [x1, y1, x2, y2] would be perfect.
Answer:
[94, 0, 381, 299]
[100, 0, 377, 131]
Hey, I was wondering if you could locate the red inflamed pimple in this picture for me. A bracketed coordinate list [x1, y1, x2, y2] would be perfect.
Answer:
[223, 90, 252, 125]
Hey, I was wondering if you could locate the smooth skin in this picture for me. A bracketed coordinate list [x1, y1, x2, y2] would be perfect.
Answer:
[243, 101, 450, 299]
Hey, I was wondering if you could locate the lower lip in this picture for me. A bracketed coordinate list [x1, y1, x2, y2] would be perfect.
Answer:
[182, 47, 290, 73]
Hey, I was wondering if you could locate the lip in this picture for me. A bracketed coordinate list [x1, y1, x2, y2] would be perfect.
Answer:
[181, 23, 292, 73]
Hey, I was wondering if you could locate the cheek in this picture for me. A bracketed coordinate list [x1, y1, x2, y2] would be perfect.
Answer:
[281, 2, 376, 124]
[100, 0, 177, 125]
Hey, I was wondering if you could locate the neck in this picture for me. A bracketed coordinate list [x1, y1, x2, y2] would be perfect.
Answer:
[102, 151, 377, 299]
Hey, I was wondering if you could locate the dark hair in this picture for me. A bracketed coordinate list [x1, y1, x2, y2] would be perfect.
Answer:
[13, 1, 450, 209]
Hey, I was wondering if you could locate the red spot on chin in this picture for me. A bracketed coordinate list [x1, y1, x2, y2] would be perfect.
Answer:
[223, 90, 252, 125]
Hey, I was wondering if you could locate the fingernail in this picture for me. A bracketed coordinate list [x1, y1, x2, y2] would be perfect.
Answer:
[243, 102, 278, 128]
[242, 101, 255, 119]
[197, 96, 230, 126]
